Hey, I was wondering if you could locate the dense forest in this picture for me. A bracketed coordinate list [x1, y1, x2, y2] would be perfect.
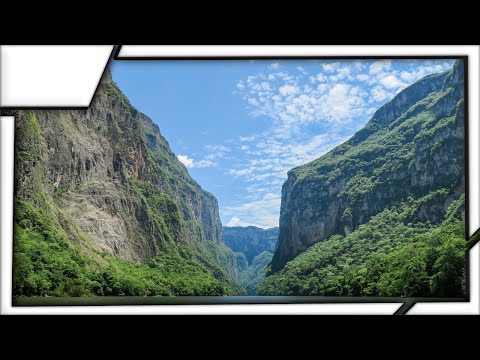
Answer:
[14, 191, 245, 297]
[259, 194, 467, 296]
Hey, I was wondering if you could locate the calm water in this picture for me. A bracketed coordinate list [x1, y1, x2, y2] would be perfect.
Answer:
[13, 296, 465, 307]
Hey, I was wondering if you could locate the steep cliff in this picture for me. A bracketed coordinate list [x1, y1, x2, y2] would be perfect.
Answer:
[13, 69, 243, 296]
[270, 60, 465, 273]
[224, 226, 278, 263]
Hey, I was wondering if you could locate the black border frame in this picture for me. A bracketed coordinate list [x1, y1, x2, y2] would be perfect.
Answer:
[4, 45, 479, 315]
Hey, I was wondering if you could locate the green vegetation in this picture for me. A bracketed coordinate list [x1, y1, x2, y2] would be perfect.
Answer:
[191, 241, 246, 295]
[14, 201, 235, 297]
[239, 251, 273, 295]
[13, 106, 242, 297]
[291, 87, 463, 197]
[288, 64, 463, 206]
[259, 193, 467, 297]
[270, 60, 465, 275]
[235, 252, 248, 272]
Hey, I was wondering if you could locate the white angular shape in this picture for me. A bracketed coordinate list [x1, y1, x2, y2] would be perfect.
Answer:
[119, 45, 477, 58]
[467, 46, 480, 238]
[0, 45, 113, 107]
[0, 117, 14, 314]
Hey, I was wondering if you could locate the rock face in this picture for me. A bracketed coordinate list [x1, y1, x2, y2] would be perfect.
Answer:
[224, 226, 278, 294]
[239, 251, 274, 295]
[270, 60, 465, 273]
[15, 69, 223, 262]
[234, 252, 249, 272]
[224, 226, 278, 264]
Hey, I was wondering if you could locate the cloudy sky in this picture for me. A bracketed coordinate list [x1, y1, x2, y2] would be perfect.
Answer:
[112, 59, 453, 229]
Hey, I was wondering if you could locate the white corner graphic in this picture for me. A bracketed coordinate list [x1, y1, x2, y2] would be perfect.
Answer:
[0, 45, 113, 107]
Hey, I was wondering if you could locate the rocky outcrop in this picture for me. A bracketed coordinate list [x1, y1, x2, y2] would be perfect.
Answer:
[270, 60, 465, 273]
[15, 69, 223, 263]
[224, 226, 278, 264]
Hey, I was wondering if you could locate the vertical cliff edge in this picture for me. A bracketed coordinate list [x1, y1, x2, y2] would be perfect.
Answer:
[14, 69, 244, 296]
[269, 60, 465, 274]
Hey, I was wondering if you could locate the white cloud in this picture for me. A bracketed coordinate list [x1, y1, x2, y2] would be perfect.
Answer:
[399, 64, 450, 84]
[195, 160, 216, 168]
[226, 216, 268, 228]
[369, 60, 392, 75]
[223, 192, 281, 228]
[357, 74, 369, 81]
[228, 59, 455, 227]
[370, 86, 391, 102]
[354, 60, 366, 70]
[229, 167, 257, 177]
[226, 216, 242, 226]
[235, 60, 455, 130]
[279, 84, 299, 96]
[237, 78, 367, 129]
[379, 74, 406, 89]
[269, 62, 280, 69]
[322, 62, 339, 73]
[400, 70, 416, 82]
[315, 73, 328, 82]
[178, 155, 216, 169]
[329, 67, 351, 81]
[221, 131, 352, 227]
[297, 66, 308, 75]
[205, 144, 230, 153]
[316, 83, 328, 93]
[317, 84, 366, 122]
[228, 132, 347, 186]
[178, 155, 193, 168]
[238, 135, 256, 142]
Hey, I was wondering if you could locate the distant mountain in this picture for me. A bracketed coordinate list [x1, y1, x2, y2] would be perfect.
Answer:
[239, 252, 273, 295]
[224, 226, 278, 295]
[224, 226, 278, 264]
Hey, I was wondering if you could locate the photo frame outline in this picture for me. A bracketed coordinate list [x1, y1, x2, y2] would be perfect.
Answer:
[2, 45, 479, 314]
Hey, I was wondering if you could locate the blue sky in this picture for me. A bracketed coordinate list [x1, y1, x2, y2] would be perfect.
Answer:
[111, 59, 454, 229]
